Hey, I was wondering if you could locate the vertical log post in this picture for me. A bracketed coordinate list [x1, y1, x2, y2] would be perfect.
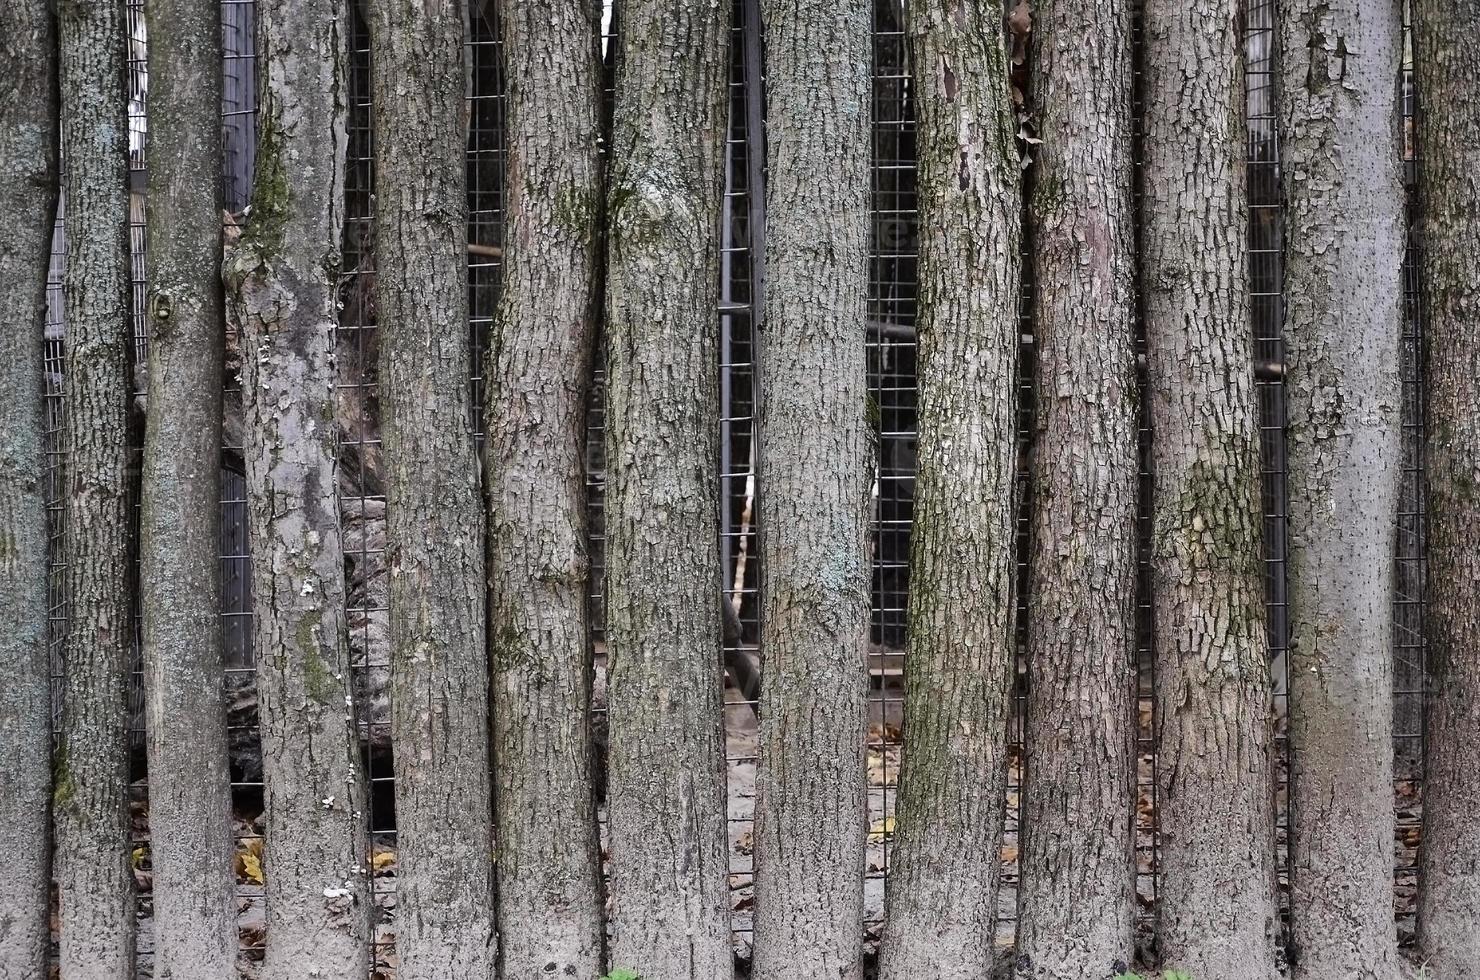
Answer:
[486, 0, 606, 975]
[602, 1, 735, 974]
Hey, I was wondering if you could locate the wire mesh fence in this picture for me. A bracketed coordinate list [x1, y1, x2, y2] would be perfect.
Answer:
[1245, 0, 1293, 948]
[34, 0, 1430, 973]
[1393, 2, 1429, 943]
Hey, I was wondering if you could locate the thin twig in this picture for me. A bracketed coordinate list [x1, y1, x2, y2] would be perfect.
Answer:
[731, 432, 757, 615]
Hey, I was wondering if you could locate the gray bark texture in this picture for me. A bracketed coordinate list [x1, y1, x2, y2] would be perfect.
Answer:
[222, 0, 369, 975]
[750, 4, 872, 980]
[0, 4, 57, 977]
[54, 0, 137, 976]
[139, 0, 238, 973]
[368, 2, 496, 976]
[1415, 0, 1480, 973]
[876, 3, 1022, 977]
[485, 1, 605, 976]
[1140, 2, 1280, 977]
[601, 0, 734, 976]
[1015, 0, 1139, 976]
[1277, 3, 1406, 978]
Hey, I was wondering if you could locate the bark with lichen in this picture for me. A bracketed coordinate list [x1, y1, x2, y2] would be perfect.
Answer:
[0, 3, 58, 976]
[602, 0, 734, 975]
[877, 2, 1022, 977]
[1141, 1, 1280, 976]
[750, 3, 873, 978]
[138, 0, 238, 972]
[486, 1, 605, 975]
[1277, 3, 1406, 978]
[54, 0, 137, 975]
[369, 0, 496, 975]
[1415, 0, 1480, 973]
[223, 0, 370, 974]
[1016, 0, 1139, 975]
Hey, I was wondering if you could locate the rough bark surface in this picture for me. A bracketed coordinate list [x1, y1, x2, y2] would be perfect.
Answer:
[750, 4, 872, 979]
[1277, 3, 1406, 978]
[54, 1, 136, 976]
[602, 1, 734, 976]
[1016, 0, 1139, 976]
[1140, 2, 1280, 977]
[0, 5, 57, 977]
[369, 2, 495, 976]
[485, 1, 605, 976]
[222, 0, 369, 975]
[876, 4, 1022, 978]
[139, 0, 238, 974]
[1415, 1, 1480, 973]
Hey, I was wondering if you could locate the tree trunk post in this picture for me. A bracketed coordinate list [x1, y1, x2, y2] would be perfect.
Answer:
[485, 1, 606, 975]
[368, 0, 497, 975]
[223, 0, 371, 974]
[54, 0, 137, 975]
[1277, 3, 1406, 977]
[1016, 0, 1140, 975]
[1141, 1, 1281, 976]
[0, 4, 58, 977]
[602, 0, 734, 975]
[139, 0, 239, 972]
[877, 3, 1023, 977]
[750, 2, 873, 978]
[1415, 0, 1480, 971]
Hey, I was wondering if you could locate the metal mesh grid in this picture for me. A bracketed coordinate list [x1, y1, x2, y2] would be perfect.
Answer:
[339, 6, 391, 973]
[714, 0, 765, 947]
[1130, 2, 1160, 951]
[45, 214, 67, 724]
[1392, 2, 1428, 944]
[220, 4, 265, 972]
[1246, 0, 1295, 952]
[863, 0, 915, 951]
[34, 0, 1430, 972]
[124, 1, 153, 967]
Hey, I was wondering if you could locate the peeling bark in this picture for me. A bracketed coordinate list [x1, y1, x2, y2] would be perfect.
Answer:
[602, 0, 734, 975]
[139, 0, 238, 973]
[1415, 0, 1480, 973]
[485, 1, 605, 976]
[1141, 2, 1280, 977]
[54, 1, 136, 976]
[222, 0, 369, 974]
[750, 3, 872, 978]
[0, 4, 57, 977]
[1277, 3, 1406, 978]
[368, 1, 495, 976]
[1016, 0, 1139, 975]
[876, 3, 1022, 977]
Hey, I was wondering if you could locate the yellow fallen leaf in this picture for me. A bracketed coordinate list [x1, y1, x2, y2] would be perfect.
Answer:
[235, 840, 264, 888]
[868, 817, 895, 843]
[131, 847, 147, 869]
[372, 850, 397, 873]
